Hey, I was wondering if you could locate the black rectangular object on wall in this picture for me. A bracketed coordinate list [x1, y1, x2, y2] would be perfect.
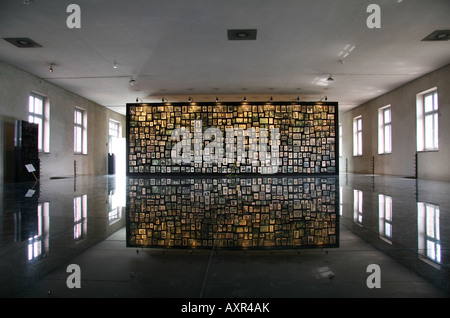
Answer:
[14, 120, 40, 182]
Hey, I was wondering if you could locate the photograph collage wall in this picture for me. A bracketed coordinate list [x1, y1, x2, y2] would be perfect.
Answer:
[126, 102, 339, 249]
[126, 102, 339, 175]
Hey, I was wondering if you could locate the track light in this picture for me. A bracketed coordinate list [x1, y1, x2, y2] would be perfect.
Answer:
[216, 97, 219, 103]
[49, 64, 54, 73]
[327, 74, 334, 81]
[113, 62, 118, 69]
[320, 96, 328, 101]
[136, 97, 143, 103]
[243, 96, 247, 102]
[188, 97, 192, 103]
[129, 77, 136, 86]
[269, 96, 273, 102]
[296, 96, 300, 102]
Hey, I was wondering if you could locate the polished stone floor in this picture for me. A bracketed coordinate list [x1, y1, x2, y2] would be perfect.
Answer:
[0, 173, 448, 298]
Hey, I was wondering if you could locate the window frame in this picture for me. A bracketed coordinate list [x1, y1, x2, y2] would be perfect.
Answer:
[417, 88, 439, 152]
[423, 91, 439, 151]
[353, 116, 363, 156]
[378, 105, 392, 154]
[108, 119, 122, 154]
[28, 93, 47, 152]
[74, 108, 87, 155]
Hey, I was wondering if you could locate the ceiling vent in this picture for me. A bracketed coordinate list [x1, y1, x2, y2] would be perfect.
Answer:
[227, 29, 257, 41]
[3, 37, 42, 48]
[422, 30, 450, 41]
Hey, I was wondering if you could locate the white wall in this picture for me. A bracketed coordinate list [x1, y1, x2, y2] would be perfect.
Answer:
[0, 61, 125, 182]
[339, 64, 450, 182]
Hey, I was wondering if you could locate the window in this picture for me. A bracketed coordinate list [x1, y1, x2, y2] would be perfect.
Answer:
[28, 93, 50, 152]
[74, 108, 87, 154]
[339, 124, 343, 157]
[378, 106, 392, 154]
[417, 89, 438, 151]
[108, 120, 121, 153]
[379, 194, 393, 243]
[418, 202, 441, 266]
[353, 116, 362, 156]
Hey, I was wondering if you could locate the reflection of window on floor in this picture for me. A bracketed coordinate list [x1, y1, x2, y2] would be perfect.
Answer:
[28, 202, 49, 261]
[108, 208, 121, 225]
[378, 194, 393, 244]
[353, 189, 363, 225]
[108, 188, 124, 226]
[74, 195, 87, 240]
[418, 202, 441, 268]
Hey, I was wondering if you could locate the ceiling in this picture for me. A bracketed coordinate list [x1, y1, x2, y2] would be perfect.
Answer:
[0, 0, 449, 115]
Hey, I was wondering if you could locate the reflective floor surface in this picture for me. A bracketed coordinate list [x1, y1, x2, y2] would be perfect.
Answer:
[0, 173, 448, 298]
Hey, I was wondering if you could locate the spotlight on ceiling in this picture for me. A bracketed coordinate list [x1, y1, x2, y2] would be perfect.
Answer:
[422, 30, 450, 41]
[129, 77, 136, 86]
[216, 97, 219, 103]
[3, 37, 41, 48]
[296, 96, 300, 102]
[188, 97, 193, 103]
[327, 74, 334, 81]
[227, 29, 257, 41]
[269, 96, 273, 102]
[49, 64, 54, 73]
[243, 96, 247, 102]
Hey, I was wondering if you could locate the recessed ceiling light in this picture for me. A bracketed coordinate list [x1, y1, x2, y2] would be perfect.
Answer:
[422, 30, 450, 41]
[3, 37, 42, 48]
[227, 29, 257, 41]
